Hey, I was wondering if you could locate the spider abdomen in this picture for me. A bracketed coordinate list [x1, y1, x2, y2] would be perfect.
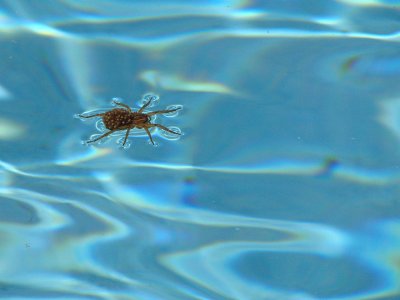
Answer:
[103, 109, 149, 130]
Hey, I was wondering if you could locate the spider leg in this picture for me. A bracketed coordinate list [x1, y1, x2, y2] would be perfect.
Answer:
[112, 100, 131, 112]
[147, 107, 181, 116]
[148, 123, 181, 135]
[79, 113, 104, 119]
[85, 130, 116, 144]
[138, 99, 152, 113]
[144, 126, 155, 145]
[122, 127, 131, 146]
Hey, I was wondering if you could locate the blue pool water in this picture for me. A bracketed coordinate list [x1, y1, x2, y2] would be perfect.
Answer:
[1, 1, 400, 299]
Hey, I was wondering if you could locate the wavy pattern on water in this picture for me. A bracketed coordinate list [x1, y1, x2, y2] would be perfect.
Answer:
[1, 156, 400, 299]
[3, 153, 400, 187]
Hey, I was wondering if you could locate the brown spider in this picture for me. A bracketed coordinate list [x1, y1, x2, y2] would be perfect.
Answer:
[78, 98, 181, 146]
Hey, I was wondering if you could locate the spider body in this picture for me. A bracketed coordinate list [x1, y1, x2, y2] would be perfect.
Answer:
[78, 98, 181, 146]
[103, 109, 150, 130]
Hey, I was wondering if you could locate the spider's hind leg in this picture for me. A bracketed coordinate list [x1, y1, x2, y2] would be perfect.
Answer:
[122, 128, 132, 146]
[78, 113, 104, 119]
[137, 124, 156, 145]
[144, 127, 155, 145]
[85, 130, 116, 144]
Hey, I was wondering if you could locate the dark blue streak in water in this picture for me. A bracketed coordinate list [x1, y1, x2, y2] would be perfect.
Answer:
[349, 54, 400, 76]
[181, 177, 198, 207]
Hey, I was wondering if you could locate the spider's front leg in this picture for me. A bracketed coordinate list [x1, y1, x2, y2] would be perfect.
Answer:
[138, 99, 153, 113]
[112, 100, 132, 112]
[146, 123, 181, 135]
[147, 107, 181, 116]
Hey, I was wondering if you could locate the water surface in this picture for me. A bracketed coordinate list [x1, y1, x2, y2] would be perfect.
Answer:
[0, 1, 400, 299]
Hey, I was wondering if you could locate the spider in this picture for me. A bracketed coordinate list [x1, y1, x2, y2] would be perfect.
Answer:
[78, 98, 181, 146]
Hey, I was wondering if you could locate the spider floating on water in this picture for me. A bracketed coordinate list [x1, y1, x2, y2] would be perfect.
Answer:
[77, 96, 182, 147]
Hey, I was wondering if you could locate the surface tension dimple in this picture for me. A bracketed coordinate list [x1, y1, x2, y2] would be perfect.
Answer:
[117, 137, 132, 149]
[111, 97, 124, 106]
[81, 133, 110, 146]
[163, 105, 183, 117]
[96, 120, 107, 132]
[138, 93, 159, 108]
[159, 126, 182, 140]
[89, 133, 111, 144]
[74, 113, 98, 122]
[75, 109, 107, 121]
[148, 139, 160, 147]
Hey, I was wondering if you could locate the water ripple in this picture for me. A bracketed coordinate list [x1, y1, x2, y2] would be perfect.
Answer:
[0, 0, 399, 298]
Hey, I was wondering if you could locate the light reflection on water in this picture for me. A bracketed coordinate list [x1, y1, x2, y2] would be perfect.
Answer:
[0, 0, 400, 299]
